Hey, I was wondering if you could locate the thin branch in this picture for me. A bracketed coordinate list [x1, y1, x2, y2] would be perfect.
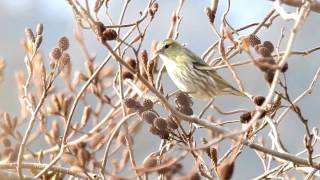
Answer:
[1, 162, 97, 179]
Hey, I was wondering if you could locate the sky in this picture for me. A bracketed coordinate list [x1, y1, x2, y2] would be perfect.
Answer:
[1, 1, 320, 179]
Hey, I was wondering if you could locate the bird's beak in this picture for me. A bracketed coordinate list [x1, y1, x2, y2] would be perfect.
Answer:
[154, 47, 163, 55]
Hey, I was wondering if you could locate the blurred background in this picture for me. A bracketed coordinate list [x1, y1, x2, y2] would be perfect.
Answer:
[1, 0, 320, 179]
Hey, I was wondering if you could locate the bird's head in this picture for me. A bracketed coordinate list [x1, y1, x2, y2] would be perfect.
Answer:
[155, 39, 182, 60]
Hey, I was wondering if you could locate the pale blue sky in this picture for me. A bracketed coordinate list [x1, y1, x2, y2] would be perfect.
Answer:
[1, 1, 320, 179]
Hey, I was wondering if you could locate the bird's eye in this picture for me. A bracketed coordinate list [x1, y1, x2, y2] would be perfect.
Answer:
[164, 44, 170, 49]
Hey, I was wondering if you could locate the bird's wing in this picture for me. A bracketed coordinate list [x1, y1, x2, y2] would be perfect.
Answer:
[181, 47, 217, 70]
[177, 46, 244, 96]
[191, 55, 244, 96]
[191, 58, 217, 72]
[193, 61, 216, 71]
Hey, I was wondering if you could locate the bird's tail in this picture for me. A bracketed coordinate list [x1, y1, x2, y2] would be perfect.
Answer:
[228, 87, 253, 99]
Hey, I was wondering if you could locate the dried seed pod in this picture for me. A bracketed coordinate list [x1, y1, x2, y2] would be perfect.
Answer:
[78, 72, 89, 81]
[99, 67, 113, 78]
[141, 50, 148, 68]
[124, 98, 141, 109]
[60, 61, 71, 80]
[264, 71, 275, 84]
[262, 41, 274, 53]
[80, 105, 92, 127]
[77, 148, 90, 167]
[52, 95, 61, 112]
[176, 92, 192, 107]
[178, 106, 193, 115]
[35, 35, 43, 49]
[28, 94, 36, 107]
[122, 71, 134, 80]
[49, 61, 56, 70]
[95, 21, 106, 36]
[217, 161, 234, 180]
[152, 3, 159, 13]
[85, 61, 94, 76]
[257, 46, 271, 57]
[36, 23, 44, 35]
[141, 111, 157, 124]
[248, 34, 261, 47]
[24, 40, 33, 53]
[2, 138, 11, 147]
[51, 121, 60, 142]
[2, 113, 12, 132]
[11, 116, 17, 131]
[69, 146, 78, 155]
[253, 96, 265, 106]
[240, 36, 251, 51]
[25, 28, 35, 42]
[44, 134, 54, 146]
[209, 148, 218, 165]
[61, 152, 77, 165]
[167, 120, 178, 130]
[205, 7, 215, 24]
[240, 111, 252, 123]
[102, 29, 117, 41]
[148, 2, 159, 17]
[281, 62, 288, 72]
[142, 156, 158, 169]
[173, 163, 183, 173]
[70, 165, 84, 173]
[58, 36, 69, 51]
[149, 125, 160, 135]
[292, 105, 301, 114]
[158, 130, 170, 139]
[60, 52, 71, 66]
[131, 34, 142, 44]
[120, 150, 130, 170]
[147, 59, 155, 84]
[255, 57, 276, 73]
[142, 99, 153, 110]
[254, 44, 264, 52]
[125, 57, 137, 70]
[153, 118, 167, 130]
[189, 172, 201, 180]
[78, 142, 87, 148]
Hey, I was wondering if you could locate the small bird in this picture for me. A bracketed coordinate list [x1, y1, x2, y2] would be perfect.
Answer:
[155, 39, 244, 99]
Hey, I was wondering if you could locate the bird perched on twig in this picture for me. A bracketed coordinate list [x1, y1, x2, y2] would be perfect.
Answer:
[155, 39, 245, 99]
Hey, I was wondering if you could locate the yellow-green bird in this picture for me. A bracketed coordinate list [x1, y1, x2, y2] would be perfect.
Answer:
[155, 39, 244, 99]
